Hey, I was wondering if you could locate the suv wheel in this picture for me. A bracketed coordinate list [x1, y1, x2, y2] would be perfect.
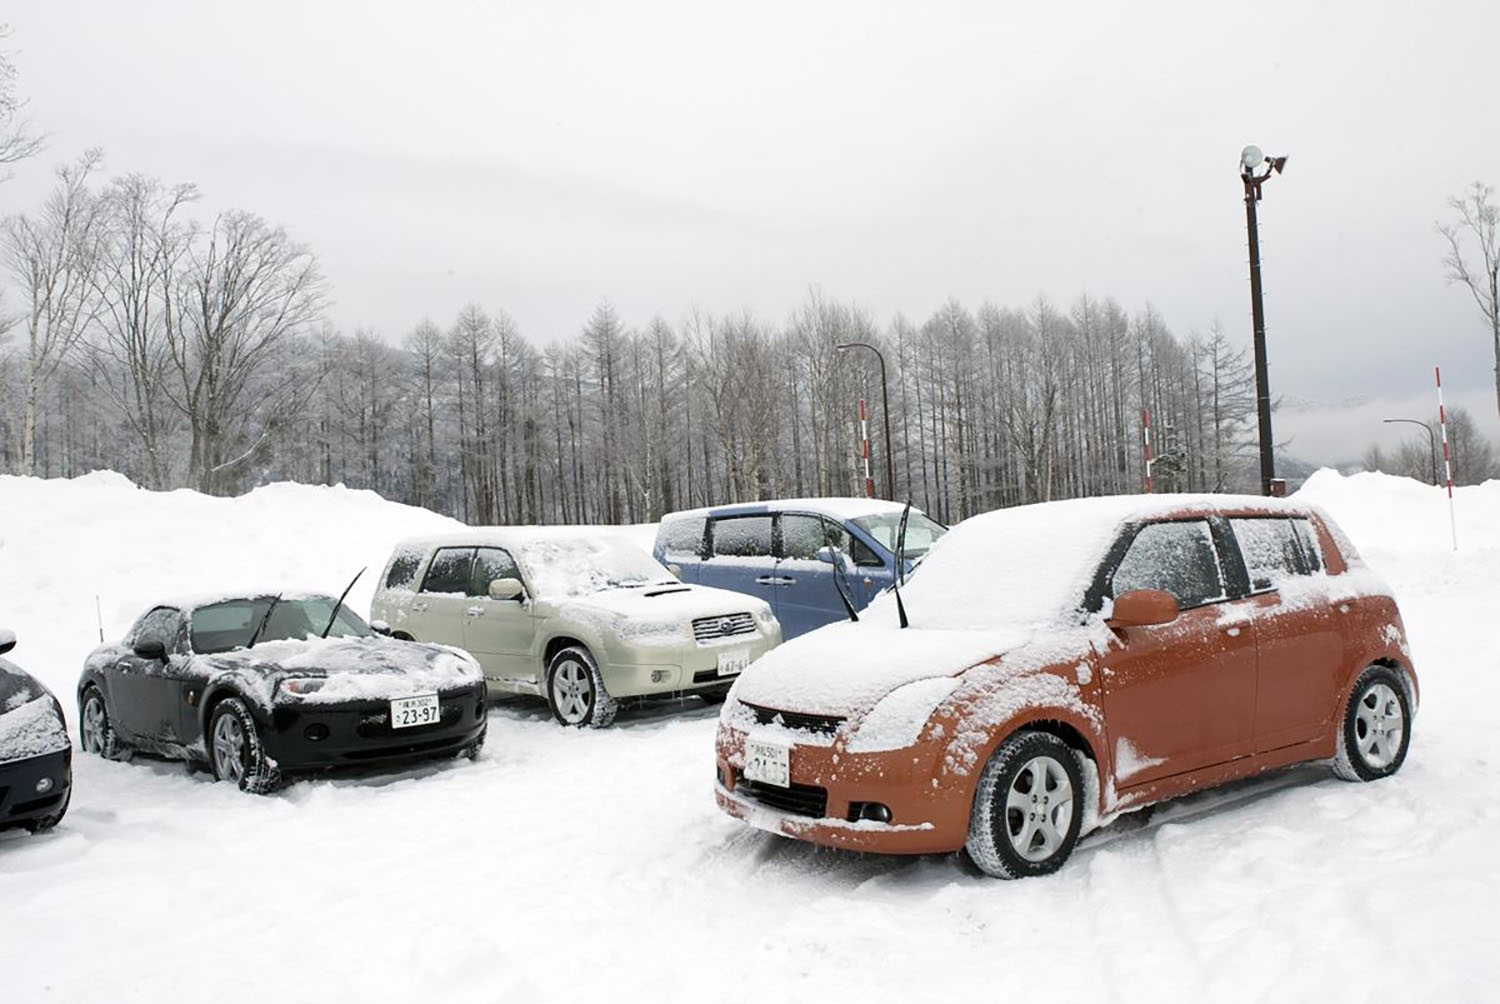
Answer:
[208, 697, 282, 794]
[965, 730, 1084, 879]
[1333, 666, 1411, 782]
[546, 646, 617, 728]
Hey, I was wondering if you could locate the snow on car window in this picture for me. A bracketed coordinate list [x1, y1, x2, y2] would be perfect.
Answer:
[1110, 520, 1225, 609]
[1231, 517, 1318, 589]
[517, 536, 676, 598]
[711, 515, 772, 557]
[420, 547, 474, 595]
[779, 514, 834, 560]
[190, 597, 371, 653]
[659, 516, 707, 559]
[383, 546, 427, 591]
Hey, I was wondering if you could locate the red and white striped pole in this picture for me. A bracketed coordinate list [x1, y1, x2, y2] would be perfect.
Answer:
[1436, 366, 1458, 550]
[1141, 408, 1155, 493]
[859, 398, 874, 498]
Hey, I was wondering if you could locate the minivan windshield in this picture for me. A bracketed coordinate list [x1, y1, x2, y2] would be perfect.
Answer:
[190, 597, 372, 654]
[517, 537, 677, 598]
[852, 511, 948, 559]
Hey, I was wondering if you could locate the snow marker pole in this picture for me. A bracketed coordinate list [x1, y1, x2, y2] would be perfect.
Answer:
[859, 398, 873, 498]
[1436, 366, 1457, 551]
[1142, 408, 1154, 494]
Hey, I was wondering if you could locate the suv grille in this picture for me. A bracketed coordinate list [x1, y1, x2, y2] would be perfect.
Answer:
[735, 772, 828, 818]
[743, 702, 845, 736]
[693, 612, 756, 643]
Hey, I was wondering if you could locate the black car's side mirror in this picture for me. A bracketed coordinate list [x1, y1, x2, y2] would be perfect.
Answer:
[133, 639, 168, 662]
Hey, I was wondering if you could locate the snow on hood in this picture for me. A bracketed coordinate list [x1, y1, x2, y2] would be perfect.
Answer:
[730, 619, 1032, 717]
[0, 659, 70, 764]
[202, 635, 482, 704]
[561, 583, 768, 621]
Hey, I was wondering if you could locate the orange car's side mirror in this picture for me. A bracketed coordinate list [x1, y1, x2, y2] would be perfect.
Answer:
[1107, 588, 1180, 629]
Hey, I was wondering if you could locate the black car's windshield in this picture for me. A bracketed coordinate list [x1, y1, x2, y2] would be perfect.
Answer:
[190, 597, 372, 654]
[851, 511, 948, 559]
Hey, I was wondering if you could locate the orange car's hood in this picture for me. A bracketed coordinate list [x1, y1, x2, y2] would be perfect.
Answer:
[729, 618, 1031, 718]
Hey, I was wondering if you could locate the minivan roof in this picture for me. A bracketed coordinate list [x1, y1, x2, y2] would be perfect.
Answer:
[661, 497, 915, 523]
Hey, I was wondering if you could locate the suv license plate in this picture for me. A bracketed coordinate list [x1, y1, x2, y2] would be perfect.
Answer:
[744, 738, 790, 788]
[717, 648, 750, 677]
[391, 694, 440, 729]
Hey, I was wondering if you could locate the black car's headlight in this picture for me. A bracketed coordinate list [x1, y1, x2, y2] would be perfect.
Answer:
[277, 678, 326, 698]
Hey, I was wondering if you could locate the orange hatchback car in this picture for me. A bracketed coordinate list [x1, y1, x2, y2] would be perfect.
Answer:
[714, 494, 1416, 878]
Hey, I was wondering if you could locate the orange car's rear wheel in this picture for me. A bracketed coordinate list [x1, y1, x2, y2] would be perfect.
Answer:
[965, 730, 1083, 879]
[1333, 666, 1411, 782]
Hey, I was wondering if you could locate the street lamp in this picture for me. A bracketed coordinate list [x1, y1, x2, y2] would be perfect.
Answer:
[1382, 418, 1439, 486]
[835, 342, 896, 500]
[1241, 144, 1288, 496]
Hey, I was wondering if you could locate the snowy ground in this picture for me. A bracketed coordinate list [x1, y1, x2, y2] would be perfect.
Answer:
[1, 471, 1497, 1001]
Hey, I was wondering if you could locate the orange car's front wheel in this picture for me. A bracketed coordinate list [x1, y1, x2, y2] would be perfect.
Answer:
[965, 730, 1084, 879]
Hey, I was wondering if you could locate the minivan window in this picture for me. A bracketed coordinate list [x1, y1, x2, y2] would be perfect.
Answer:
[1231, 517, 1322, 589]
[472, 547, 522, 596]
[1110, 520, 1225, 610]
[660, 516, 707, 559]
[779, 514, 837, 560]
[711, 515, 772, 558]
[421, 547, 475, 594]
[852, 511, 946, 558]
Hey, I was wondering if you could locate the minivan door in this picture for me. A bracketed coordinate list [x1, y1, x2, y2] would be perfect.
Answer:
[772, 513, 849, 638]
[701, 514, 778, 608]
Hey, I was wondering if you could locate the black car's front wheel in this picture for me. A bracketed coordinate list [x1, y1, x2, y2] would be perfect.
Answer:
[79, 687, 125, 760]
[208, 697, 281, 794]
[965, 730, 1084, 879]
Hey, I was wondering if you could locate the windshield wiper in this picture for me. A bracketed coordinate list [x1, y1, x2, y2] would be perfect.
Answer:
[894, 501, 911, 629]
[246, 593, 282, 648]
[321, 567, 366, 638]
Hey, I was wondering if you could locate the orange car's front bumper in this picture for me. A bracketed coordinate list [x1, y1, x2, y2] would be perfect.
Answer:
[714, 723, 973, 855]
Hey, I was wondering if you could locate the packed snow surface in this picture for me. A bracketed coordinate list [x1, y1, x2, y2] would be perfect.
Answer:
[2, 469, 1498, 1001]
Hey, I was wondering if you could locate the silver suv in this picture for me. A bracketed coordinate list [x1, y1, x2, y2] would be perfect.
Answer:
[370, 530, 782, 727]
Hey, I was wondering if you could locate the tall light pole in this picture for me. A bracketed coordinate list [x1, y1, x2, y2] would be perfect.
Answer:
[1241, 144, 1288, 496]
[835, 342, 895, 500]
[1382, 418, 1439, 486]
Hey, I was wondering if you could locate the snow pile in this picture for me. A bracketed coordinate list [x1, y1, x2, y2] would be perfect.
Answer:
[0, 469, 1498, 1002]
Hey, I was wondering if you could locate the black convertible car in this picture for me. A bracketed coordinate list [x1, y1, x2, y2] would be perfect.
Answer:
[76, 592, 487, 793]
[1, 629, 72, 833]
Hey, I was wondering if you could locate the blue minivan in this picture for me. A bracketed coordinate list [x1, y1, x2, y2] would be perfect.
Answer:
[652, 499, 947, 639]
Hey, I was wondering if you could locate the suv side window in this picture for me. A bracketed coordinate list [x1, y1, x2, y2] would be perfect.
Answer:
[710, 515, 773, 558]
[421, 547, 475, 594]
[1230, 517, 1322, 590]
[383, 546, 426, 591]
[471, 547, 522, 596]
[660, 516, 707, 559]
[1110, 520, 1225, 610]
[134, 607, 183, 654]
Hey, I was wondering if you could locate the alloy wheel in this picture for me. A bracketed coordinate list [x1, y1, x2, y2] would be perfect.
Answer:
[1005, 755, 1075, 862]
[81, 694, 107, 754]
[1354, 682, 1405, 770]
[213, 712, 247, 783]
[551, 659, 592, 724]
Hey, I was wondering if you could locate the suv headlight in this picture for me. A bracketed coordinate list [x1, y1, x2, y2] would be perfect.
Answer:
[755, 603, 777, 628]
[278, 677, 326, 698]
[846, 677, 962, 753]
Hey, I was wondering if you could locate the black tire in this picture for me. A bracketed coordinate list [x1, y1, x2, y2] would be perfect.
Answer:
[23, 787, 70, 833]
[965, 730, 1085, 879]
[79, 686, 126, 760]
[1333, 666, 1411, 782]
[207, 697, 282, 794]
[545, 645, 617, 728]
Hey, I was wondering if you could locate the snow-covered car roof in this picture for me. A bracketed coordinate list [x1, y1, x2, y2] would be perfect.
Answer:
[147, 590, 338, 612]
[389, 528, 676, 600]
[661, 497, 919, 523]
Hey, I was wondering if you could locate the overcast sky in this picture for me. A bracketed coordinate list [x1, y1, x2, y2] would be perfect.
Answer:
[5, 0, 1498, 462]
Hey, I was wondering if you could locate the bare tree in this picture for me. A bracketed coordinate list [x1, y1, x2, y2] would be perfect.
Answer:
[167, 210, 324, 493]
[1438, 182, 1500, 420]
[2, 150, 104, 473]
[0, 25, 43, 178]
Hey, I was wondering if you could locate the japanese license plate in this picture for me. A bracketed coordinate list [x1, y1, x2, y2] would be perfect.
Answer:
[390, 694, 440, 729]
[744, 737, 790, 788]
[717, 647, 751, 677]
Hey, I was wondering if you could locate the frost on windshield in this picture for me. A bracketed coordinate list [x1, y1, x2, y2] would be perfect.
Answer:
[519, 535, 674, 598]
